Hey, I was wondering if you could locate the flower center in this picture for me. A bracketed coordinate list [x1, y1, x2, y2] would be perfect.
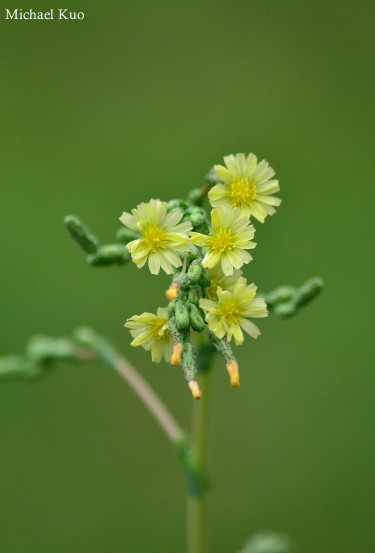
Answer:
[230, 177, 256, 206]
[218, 299, 240, 323]
[142, 224, 167, 252]
[149, 319, 167, 339]
[209, 229, 234, 253]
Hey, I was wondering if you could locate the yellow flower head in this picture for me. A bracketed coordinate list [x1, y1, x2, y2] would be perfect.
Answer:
[120, 199, 192, 275]
[125, 307, 172, 363]
[207, 264, 243, 300]
[199, 277, 267, 345]
[209, 153, 281, 222]
[189, 207, 256, 276]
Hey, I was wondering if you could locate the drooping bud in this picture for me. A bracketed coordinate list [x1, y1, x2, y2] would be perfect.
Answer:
[188, 303, 205, 333]
[187, 259, 202, 284]
[64, 215, 98, 254]
[180, 343, 200, 398]
[294, 277, 324, 308]
[116, 227, 140, 243]
[227, 360, 240, 387]
[170, 343, 183, 366]
[188, 284, 202, 306]
[266, 286, 296, 307]
[87, 244, 130, 266]
[175, 299, 190, 330]
[26, 336, 77, 364]
[273, 302, 296, 318]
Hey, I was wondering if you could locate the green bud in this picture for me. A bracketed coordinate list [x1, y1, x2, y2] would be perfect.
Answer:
[64, 215, 98, 253]
[188, 284, 202, 305]
[0, 355, 41, 380]
[87, 244, 131, 266]
[294, 277, 324, 307]
[186, 188, 204, 206]
[205, 168, 221, 187]
[116, 227, 140, 243]
[26, 336, 77, 364]
[175, 299, 190, 330]
[166, 199, 189, 213]
[266, 286, 296, 306]
[187, 259, 202, 284]
[167, 299, 177, 318]
[198, 268, 211, 288]
[173, 272, 190, 291]
[273, 301, 296, 318]
[190, 207, 206, 228]
[180, 343, 197, 382]
[187, 244, 202, 263]
[188, 303, 205, 332]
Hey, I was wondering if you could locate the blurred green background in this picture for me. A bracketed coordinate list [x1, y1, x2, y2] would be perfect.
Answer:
[1, 1, 374, 552]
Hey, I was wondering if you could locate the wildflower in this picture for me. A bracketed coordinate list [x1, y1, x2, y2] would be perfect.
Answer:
[120, 199, 192, 275]
[199, 277, 267, 345]
[207, 264, 243, 300]
[125, 308, 172, 362]
[209, 153, 281, 222]
[189, 207, 256, 276]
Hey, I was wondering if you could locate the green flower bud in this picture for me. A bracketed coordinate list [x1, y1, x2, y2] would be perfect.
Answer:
[266, 286, 296, 306]
[187, 259, 203, 284]
[205, 168, 221, 187]
[198, 268, 211, 288]
[64, 215, 98, 254]
[294, 277, 324, 307]
[187, 244, 202, 263]
[238, 531, 294, 553]
[273, 301, 296, 318]
[186, 188, 204, 206]
[173, 272, 190, 290]
[166, 199, 189, 213]
[87, 244, 131, 266]
[175, 299, 190, 330]
[188, 284, 202, 305]
[116, 227, 140, 243]
[188, 303, 205, 333]
[180, 343, 197, 382]
[26, 336, 77, 364]
[190, 207, 206, 228]
[167, 299, 177, 318]
[0, 355, 41, 380]
[168, 316, 182, 344]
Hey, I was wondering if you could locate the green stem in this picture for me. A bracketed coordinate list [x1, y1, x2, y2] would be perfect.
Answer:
[187, 366, 211, 553]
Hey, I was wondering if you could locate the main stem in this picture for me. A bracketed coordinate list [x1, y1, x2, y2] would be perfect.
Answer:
[187, 368, 211, 553]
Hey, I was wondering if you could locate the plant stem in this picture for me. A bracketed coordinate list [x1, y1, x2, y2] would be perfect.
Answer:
[112, 354, 183, 441]
[187, 367, 211, 553]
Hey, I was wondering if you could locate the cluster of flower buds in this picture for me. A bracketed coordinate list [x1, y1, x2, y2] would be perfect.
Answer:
[165, 247, 239, 398]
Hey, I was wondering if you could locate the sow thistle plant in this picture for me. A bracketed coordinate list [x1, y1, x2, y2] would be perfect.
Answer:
[1, 152, 322, 553]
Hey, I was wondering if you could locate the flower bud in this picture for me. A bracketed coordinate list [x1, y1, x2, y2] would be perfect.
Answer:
[273, 302, 296, 318]
[116, 227, 140, 243]
[205, 167, 221, 187]
[198, 268, 211, 288]
[167, 299, 177, 317]
[187, 259, 203, 284]
[294, 277, 324, 307]
[175, 299, 190, 330]
[64, 215, 98, 254]
[87, 244, 130, 266]
[190, 207, 206, 228]
[188, 380, 201, 399]
[186, 188, 204, 206]
[266, 286, 296, 306]
[188, 285, 202, 306]
[188, 303, 205, 333]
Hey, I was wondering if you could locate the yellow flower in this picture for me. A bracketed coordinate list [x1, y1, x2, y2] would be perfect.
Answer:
[189, 207, 256, 276]
[209, 153, 281, 222]
[206, 264, 243, 300]
[125, 307, 172, 362]
[199, 277, 267, 345]
[120, 199, 192, 275]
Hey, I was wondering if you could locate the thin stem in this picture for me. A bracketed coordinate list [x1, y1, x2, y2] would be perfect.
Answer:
[112, 354, 183, 441]
[187, 367, 211, 553]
